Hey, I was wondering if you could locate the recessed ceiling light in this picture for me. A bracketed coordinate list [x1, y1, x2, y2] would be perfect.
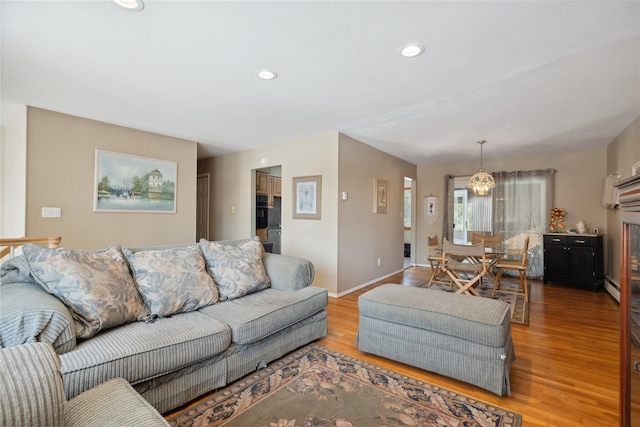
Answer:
[256, 69, 278, 80]
[114, 0, 144, 12]
[399, 43, 425, 58]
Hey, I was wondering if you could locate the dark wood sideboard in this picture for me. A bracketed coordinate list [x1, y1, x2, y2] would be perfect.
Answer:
[542, 233, 604, 291]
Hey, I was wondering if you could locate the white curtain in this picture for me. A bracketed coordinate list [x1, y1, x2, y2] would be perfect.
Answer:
[492, 169, 555, 278]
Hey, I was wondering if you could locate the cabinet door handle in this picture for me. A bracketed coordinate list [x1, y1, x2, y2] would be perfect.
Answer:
[574, 240, 585, 244]
[552, 238, 561, 242]
[635, 361, 640, 372]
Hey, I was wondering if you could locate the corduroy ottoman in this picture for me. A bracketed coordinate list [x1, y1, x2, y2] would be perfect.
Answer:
[356, 283, 515, 396]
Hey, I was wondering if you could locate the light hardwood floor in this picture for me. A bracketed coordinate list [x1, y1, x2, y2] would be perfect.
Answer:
[316, 266, 620, 427]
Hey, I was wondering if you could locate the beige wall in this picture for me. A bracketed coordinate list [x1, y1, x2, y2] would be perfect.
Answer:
[606, 115, 640, 293]
[198, 133, 340, 294]
[337, 134, 417, 295]
[25, 107, 197, 249]
[1, 106, 27, 237]
[415, 146, 607, 270]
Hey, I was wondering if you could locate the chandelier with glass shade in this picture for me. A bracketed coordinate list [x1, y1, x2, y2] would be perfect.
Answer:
[468, 140, 495, 196]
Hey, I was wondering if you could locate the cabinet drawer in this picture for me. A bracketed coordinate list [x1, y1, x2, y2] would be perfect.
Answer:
[544, 235, 567, 245]
[567, 236, 593, 247]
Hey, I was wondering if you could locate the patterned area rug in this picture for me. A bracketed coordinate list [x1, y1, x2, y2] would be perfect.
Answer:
[424, 279, 530, 326]
[168, 344, 522, 427]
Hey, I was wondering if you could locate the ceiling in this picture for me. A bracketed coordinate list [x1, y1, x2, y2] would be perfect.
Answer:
[2, 1, 639, 165]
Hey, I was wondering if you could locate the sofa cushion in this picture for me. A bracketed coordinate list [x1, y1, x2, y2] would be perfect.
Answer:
[22, 244, 146, 339]
[59, 311, 231, 399]
[199, 287, 328, 345]
[123, 245, 219, 318]
[199, 239, 270, 301]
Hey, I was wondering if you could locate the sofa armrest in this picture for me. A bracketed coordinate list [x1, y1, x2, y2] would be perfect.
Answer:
[0, 282, 76, 354]
[65, 378, 170, 427]
[0, 342, 66, 427]
[263, 253, 315, 291]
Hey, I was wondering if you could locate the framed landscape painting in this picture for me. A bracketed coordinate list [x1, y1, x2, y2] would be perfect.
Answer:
[94, 150, 177, 213]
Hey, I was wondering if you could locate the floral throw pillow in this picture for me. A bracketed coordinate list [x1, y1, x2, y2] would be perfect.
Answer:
[199, 239, 270, 301]
[122, 245, 219, 318]
[22, 244, 145, 339]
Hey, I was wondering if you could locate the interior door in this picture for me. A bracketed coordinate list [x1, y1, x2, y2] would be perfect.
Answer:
[196, 174, 209, 241]
[453, 189, 468, 244]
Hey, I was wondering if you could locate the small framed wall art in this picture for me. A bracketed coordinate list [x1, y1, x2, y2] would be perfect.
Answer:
[292, 175, 322, 220]
[424, 195, 438, 224]
[374, 179, 388, 214]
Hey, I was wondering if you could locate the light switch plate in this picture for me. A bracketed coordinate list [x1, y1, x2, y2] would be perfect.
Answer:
[42, 207, 61, 218]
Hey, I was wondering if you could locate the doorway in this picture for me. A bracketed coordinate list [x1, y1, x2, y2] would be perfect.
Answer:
[404, 177, 415, 268]
[196, 173, 210, 241]
[253, 166, 282, 254]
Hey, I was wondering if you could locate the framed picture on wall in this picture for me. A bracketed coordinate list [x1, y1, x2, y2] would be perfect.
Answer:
[374, 178, 388, 214]
[93, 150, 177, 213]
[292, 175, 322, 220]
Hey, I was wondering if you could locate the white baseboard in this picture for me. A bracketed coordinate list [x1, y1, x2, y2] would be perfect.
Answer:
[327, 268, 405, 299]
[604, 277, 620, 303]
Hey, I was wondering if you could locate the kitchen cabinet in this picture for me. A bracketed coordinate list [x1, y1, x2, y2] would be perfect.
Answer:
[274, 177, 282, 197]
[268, 176, 274, 208]
[256, 171, 269, 195]
[256, 171, 281, 208]
[543, 233, 603, 291]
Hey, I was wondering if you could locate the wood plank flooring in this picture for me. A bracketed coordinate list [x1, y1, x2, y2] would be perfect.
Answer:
[316, 266, 620, 427]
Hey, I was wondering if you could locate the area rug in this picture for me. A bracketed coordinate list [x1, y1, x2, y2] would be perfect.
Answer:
[424, 279, 530, 326]
[168, 344, 522, 427]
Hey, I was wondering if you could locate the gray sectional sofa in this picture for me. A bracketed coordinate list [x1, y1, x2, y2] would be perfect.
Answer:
[0, 238, 328, 414]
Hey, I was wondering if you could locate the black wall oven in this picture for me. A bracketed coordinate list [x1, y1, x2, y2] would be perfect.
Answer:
[256, 195, 268, 229]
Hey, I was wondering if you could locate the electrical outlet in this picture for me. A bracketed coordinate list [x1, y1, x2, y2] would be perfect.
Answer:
[231, 206, 236, 213]
[377, 258, 381, 266]
[42, 207, 61, 218]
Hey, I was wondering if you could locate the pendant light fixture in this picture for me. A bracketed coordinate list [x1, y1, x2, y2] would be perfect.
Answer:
[468, 140, 495, 196]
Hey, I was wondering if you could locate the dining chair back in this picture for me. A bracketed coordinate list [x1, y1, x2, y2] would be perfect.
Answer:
[492, 235, 530, 302]
[441, 239, 487, 296]
[471, 232, 502, 246]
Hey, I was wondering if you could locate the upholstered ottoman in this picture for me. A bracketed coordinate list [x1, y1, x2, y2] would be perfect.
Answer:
[356, 284, 515, 396]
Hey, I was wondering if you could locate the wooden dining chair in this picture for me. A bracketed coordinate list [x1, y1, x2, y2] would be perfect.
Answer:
[440, 239, 487, 296]
[492, 235, 530, 302]
[425, 235, 451, 288]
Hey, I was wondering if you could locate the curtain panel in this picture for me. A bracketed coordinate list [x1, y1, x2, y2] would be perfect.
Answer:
[492, 169, 555, 278]
[442, 175, 455, 241]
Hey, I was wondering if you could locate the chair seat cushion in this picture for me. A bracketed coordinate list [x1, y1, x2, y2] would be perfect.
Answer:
[60, 311, 231, 399]
[199, 287, 327, 345]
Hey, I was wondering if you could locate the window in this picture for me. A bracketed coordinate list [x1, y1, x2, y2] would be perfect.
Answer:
[452, 177, 492, 244]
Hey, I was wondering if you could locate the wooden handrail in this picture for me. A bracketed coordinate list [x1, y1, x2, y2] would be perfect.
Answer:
[0, 236, 62, 259]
